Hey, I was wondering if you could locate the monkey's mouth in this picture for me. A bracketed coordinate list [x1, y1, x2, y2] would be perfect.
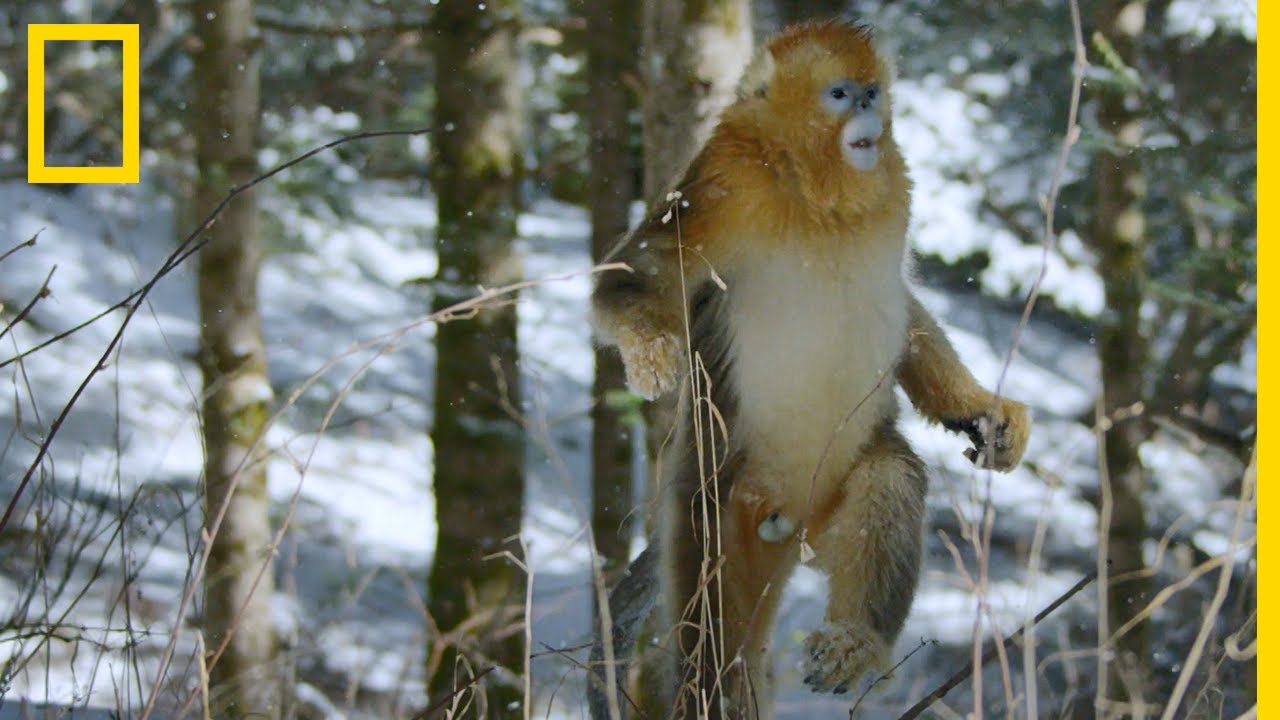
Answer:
[841, 116, 883, 171]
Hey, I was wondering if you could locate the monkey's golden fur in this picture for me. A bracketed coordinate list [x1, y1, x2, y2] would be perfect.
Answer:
[592, 20, 1029, 718]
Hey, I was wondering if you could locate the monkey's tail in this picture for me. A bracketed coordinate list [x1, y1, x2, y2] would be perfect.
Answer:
[587, 544, 661, 720]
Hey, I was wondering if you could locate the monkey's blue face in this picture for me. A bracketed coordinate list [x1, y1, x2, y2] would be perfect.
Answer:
[822, 79, 884, 172]
[821, 80, 880, 115]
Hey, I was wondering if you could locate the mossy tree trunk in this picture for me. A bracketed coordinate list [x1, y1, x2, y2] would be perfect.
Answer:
[641, 0, 753, 203]
[636, 2, 751, 714]
[425, 1, 526, 715]
[584, 0, 641, 577]
[638, 0, 753, 527]
[192, 0, 278, 716]
[1090, 0, 1152, 712]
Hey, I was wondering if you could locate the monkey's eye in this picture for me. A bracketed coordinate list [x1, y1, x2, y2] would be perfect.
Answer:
[822, 81, 857, 113]
[866, 86, 879, 101]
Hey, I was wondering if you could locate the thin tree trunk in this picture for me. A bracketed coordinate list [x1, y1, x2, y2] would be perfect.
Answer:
[641, 0, 753, 204]
[639, 0, 753, 527]
[192, 0, 278, 716]
[425, 2, 526, 715]
[1090, 0, 1151, 712]
[1239, 447, 1257, 710]
[636, 2, 751, 714]
[584, 0, 640, 575]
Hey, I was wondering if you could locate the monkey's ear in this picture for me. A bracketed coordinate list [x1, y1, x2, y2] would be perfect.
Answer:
[737, 46, 776, 101]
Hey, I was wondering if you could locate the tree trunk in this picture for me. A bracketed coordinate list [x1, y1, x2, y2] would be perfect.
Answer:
[584, 0, 640, 575]
[773, 0, 840, 26]
[641, 0, 753, 203]
[1241, 448, 1257, 708]
[425, 2, 526, 715]
[1089, 0, 1152, 712]
[192, 0, 278, 717]
[636, 2, 751, 714]
[638, 0, 753, 526]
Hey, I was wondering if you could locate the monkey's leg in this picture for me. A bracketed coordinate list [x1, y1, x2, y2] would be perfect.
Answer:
[668, 473, 796, 720]
[801, 423, 928, 694]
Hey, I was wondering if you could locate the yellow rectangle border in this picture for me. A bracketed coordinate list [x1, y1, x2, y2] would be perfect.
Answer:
[27, 23, 139, 184]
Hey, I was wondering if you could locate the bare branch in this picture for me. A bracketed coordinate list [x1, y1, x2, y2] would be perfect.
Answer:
[1158, 450, 1256, 720]
[896, 569, 1098, 720]
[0, 124, 444, 538]
[0, 229, 41, 265]
[992, 0, 1087, 401]
[409, 665, 496, 719]
[850, 637, 935, 717]
[0, 267, 54, 344]
[256, 13, 432, 37]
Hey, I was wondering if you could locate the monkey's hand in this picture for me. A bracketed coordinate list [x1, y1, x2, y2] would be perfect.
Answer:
[615, 327, 684, 400]
[802, 621, 890, 694]
[942, 396, 1030, 472]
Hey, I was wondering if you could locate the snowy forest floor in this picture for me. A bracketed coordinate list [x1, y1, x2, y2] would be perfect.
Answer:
[0, 174, 1253, 719]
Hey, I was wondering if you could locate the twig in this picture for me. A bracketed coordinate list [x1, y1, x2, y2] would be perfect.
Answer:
[0, 131, 444, 376]
[587, 546, 659, 720]
[409, 665, 496, 719]
[1158, 449, 1256, 720]
[1021, 461, 1059, 720]
[992, 0, 1087, 402]
[0, 228, 41, 265]
[482, 538, 535, 720]
[976, 2, 1087, 713]
[895, 569, 1098, 720]
[850, 638, 935, 717]
[145, 261, 621, 719]
[0, 298, 131, 370]
[531, 641, 592, 659]
[592, 546, 623, 720]
[0, 124, 444, 539]
[169, 342, 396, 719]
[126, 124, 444, 719]
[0, 266, 55, 343]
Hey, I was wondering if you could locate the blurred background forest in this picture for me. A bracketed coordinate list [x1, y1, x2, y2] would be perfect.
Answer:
[0, 0, 1256, 718]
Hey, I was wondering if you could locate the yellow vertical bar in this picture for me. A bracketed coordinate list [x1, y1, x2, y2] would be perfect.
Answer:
[26, 29, 46, 182]
[1257, 3, 1269, 718]
[120, 23, 140, 183]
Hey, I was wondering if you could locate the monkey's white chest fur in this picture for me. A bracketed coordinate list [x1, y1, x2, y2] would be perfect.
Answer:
[724, 238, 908, 494]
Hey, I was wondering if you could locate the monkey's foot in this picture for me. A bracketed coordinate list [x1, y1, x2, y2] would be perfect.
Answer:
[618, 331, 683, 400]
[801, 621, 889, 694]
[943, 396, 1031, 472]
[757, 511, 796, 543]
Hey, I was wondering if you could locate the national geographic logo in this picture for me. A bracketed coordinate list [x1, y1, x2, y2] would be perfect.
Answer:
[27, 24, 139, 184]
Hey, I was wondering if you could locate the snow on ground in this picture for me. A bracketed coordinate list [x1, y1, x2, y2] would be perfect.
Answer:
[0, 169, 1250, 718]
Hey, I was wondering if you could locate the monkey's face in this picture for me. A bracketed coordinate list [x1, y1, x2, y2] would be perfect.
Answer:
[821, 79, 884, 171]
[744, 21, 895, 179]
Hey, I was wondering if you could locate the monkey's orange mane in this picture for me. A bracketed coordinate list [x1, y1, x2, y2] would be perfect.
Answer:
[767, 19, 876, 69]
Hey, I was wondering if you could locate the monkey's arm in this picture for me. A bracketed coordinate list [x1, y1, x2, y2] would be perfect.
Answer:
[898, 293, 1030, 470]
[592, 194, 711, 400]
